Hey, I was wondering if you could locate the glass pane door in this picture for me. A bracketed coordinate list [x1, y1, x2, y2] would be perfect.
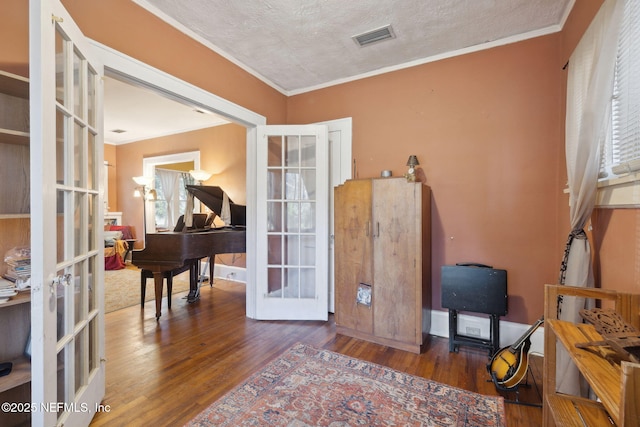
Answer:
[54, 26, 102, 423]
[256, 125, 328, 320]
[30, 1, 105, 425]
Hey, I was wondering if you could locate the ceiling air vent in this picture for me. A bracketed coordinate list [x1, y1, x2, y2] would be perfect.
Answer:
[110, 129, 127, 134]
[353, 25, 395, 47]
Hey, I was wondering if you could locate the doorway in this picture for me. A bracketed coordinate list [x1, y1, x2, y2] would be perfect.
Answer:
[93, 41, 351, 319]
[93, 39, 265, 317]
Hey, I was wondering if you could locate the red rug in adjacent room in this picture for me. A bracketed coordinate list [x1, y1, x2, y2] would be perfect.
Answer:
[186, 343, 505, 426]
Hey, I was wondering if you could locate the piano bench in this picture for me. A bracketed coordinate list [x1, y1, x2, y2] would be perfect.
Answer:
[140, 263, 193, 308]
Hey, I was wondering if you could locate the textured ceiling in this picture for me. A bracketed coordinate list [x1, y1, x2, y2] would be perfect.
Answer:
[104, 76, 229, 144]
[107, 0, 575, 144]
[134, 0, 574, 95]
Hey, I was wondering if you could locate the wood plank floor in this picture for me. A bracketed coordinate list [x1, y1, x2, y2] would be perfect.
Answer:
[91, 280, 543, 426]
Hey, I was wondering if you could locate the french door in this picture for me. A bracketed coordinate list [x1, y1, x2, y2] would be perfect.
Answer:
[30, 0, 105, 426]
[256, 125, 329, 320]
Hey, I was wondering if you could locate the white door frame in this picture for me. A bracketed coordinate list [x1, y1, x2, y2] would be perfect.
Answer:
[89, 41, 353, 319]
[89, 40, 265, 318]
[317, 118, 352, 312]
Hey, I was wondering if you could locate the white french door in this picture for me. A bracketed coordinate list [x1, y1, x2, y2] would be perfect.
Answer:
[30, 0, 105, 426]
[256, 125, 329, 320]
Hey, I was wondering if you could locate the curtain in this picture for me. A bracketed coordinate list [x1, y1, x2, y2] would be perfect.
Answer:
[156, 169, 181, 228]
[557, 0, 624, 395]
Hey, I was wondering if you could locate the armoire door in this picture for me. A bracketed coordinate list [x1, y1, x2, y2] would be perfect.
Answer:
[334, 179, 373, 333]
[30, 0, 105, 426]
[372, 178, 420, 344]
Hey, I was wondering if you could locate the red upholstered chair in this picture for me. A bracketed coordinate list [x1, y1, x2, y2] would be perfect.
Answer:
[107, 225, 135, 240]
[106, 225, 137, 263]
[104, 226, 132, 270]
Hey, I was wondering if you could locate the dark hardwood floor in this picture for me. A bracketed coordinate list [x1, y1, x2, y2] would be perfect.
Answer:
[91, 280, 542, 426]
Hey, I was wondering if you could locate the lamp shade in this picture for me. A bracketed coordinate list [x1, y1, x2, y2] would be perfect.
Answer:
[190, 169, 212, 182]
[132, 175, 153, 186]
[406, 155, 419, 167]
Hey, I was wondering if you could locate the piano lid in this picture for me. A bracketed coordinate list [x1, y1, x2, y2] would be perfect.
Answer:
[186, 185, 246, 226]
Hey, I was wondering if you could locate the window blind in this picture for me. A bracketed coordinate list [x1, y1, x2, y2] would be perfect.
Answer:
[609, 0, 640, 175]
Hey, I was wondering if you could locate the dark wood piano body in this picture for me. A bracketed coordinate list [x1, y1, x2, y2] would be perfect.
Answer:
[133, 228, 246, 318]
[132, 185, 247, 319]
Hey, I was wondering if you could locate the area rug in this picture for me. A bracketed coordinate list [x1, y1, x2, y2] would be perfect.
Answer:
[186, 343, 505, 427]
[104, 266, 191, 313]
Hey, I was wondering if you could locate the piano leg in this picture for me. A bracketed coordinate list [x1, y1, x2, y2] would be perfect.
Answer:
[209, 257, 215, 287]
[187, 261, 200, 303]
[153, 271, 164, 319]
[166, 274, 173, 309]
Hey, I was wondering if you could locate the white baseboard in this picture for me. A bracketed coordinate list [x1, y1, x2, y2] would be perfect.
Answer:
[196, 268, 544, 356]
[430, 310, 544, 356]
[213, 264, 247, 283]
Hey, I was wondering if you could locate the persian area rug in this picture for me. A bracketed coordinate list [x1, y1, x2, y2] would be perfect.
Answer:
[104, 266, 190, 313]
[186, 343, 505, 427]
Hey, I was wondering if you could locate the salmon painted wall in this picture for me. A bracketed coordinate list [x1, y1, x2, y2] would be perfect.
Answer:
[287, 0, 629, 323]
[288, 35, 566, 324]
[0, 1, 28, 77]
[114, 123, 246, 258]
[592, 209, 640, 294]
[4, 0, 637, 322]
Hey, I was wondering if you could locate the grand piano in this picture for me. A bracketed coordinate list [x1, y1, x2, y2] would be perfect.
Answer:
[132, 185, 246, 319]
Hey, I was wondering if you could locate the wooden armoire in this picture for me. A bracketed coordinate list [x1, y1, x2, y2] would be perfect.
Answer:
[334, 177, 431, 353]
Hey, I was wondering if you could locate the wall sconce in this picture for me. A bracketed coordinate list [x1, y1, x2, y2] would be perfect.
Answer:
[189, 169, 212, 184]
[405, 155, 419, 182]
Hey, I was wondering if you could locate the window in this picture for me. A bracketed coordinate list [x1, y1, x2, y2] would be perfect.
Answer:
[154, 170, 194, 229]
[597, 0, 640, 206]
[141, 151, 201, 233]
